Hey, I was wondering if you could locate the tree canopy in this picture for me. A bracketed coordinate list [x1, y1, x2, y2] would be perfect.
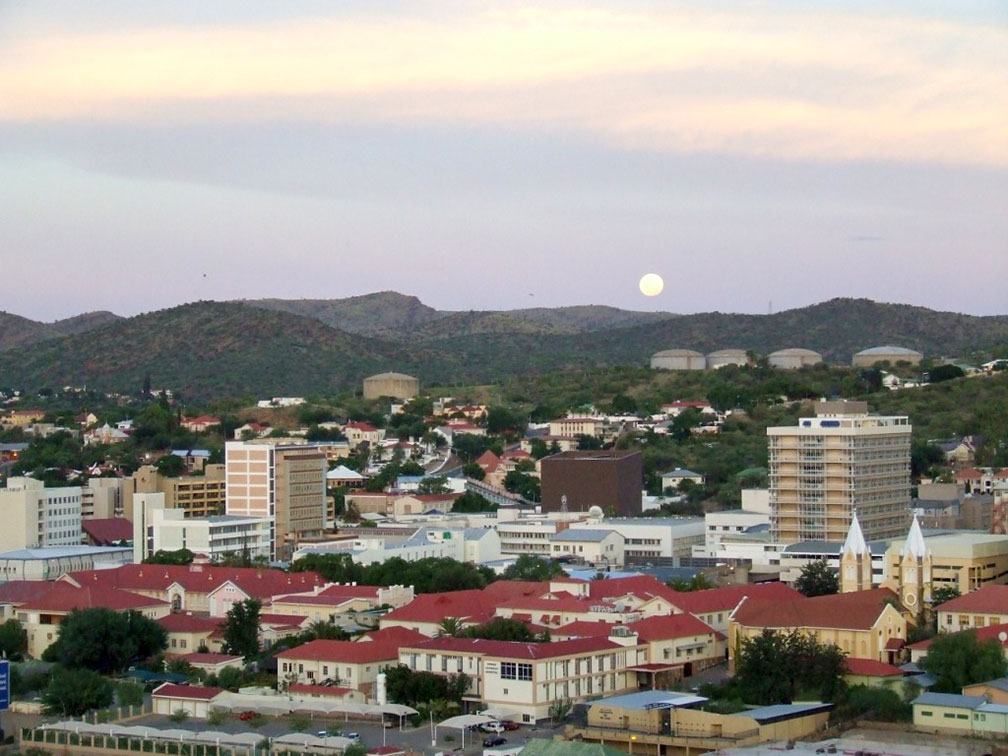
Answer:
[794, 560, 839, 597]
[289, 554, 494, 593]
[921, 630, 1008, 692]
[42, 667, 113, 717]
[735, 629, 847, 704]
[43, 608, 167, 675]
[222, 598, 262, 661]
[500, 555, 565, 581]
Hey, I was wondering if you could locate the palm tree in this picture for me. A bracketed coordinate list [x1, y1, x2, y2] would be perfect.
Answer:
[436, 617, 465, 638]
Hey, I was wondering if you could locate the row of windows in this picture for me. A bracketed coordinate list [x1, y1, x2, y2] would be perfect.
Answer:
[500, 662, 533, 681]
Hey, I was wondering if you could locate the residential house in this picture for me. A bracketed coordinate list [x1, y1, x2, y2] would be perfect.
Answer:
[343, 422, 385, 449]
[549, 417, 603, 438]
[180, 416, 221, 433]
[935, 585, 1008, 633]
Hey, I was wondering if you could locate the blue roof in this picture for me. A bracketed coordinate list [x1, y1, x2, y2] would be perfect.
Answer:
[552, 529, 617, 542]
[591, 690, 705, 710]
[979, 703, 1008, 714]
[976, 677, 1008, 693]
[744, 702, 833, 723]
[913, 692, 985, 709]
[171, 449, 210, 457]
[463, 528, 494, 540]
[660, 468, 702, 478]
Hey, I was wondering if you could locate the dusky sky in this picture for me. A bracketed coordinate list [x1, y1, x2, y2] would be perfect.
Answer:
[2, 1, 1006, 321]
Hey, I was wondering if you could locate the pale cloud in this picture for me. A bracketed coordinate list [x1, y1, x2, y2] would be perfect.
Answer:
[1, 4, 1005, 165]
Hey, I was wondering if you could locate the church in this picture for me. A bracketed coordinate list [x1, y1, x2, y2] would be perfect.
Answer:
[840, 509, 932, 613]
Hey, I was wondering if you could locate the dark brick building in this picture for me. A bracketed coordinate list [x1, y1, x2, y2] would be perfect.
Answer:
[540, 450, 643, 516]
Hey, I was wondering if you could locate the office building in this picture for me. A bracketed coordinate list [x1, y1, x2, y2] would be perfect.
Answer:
[0, 477, 82, 551]
[225, 441, 326, 559]
[541, 450, 642, 516]
[768, 401, 911, 543]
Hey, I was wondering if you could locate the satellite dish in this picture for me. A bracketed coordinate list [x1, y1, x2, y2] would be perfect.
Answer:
[588, 505, 604, 520]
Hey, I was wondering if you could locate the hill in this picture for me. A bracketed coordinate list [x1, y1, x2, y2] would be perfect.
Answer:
[0, 302, 449, 401]
[247, 293, 672, 339]
[2, 296, 1008, 401]
[0, 310, 123, 351]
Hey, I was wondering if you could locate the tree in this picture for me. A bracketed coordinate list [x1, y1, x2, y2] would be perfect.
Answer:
[504, 470, 540, 501]
[794, 560, 839, 597]
[144, 548, 195, 565]
[529, 439, 549, 460]
[116, 681, 145, 707]
[930, 585, 961, 608]
[0, 617, 28, 660]
[922, 630, 1008, 693]
[462, 617, 542, 642]
[43, 608, 167, 675]
[451, 491, 496, 513]
[452, 434, 490, 462]
[929, 364, 965, 383]
[735, 630, 847, 704]
[436, 617, 465, 638]
[155, 453, 185, 477]
[42, 667, 113, 717]
[462, 462, 486, 481]
[418, 476, 450, 494]
[222, 598, 262, 661]
[501, 555, 565, 581]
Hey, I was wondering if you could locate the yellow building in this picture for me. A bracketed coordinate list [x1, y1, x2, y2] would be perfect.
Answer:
[577, 690, 832, 754]
[768, 400, 911, 543]
[883, 530, 1008, 601]
[127, 464, 226, 520]
[729, 588, 907, 666]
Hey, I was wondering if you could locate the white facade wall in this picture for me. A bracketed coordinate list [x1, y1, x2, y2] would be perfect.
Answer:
[548, 532, 624, 567]
[569, 518, 705, 562]
[0, 478, 82, 550]
[702, 511, 771, 554]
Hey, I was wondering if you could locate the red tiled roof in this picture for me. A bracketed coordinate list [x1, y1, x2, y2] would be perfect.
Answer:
[502, 450, 531, 460]
[956, 468, 984, 480]
[552, 621, 618, 639]
[844, 657, 904, 677]
[669, 582, 802, 615]
[64, 564, 326, 599]
[936, 585, 1008, 614]
[498, 596, 608, 613]
[357, 626, 427, 645]
[732, 588, 899, 632]
[0, 580, 56, 605]
[158, 614, 223, 634]
[19, 583, 168, 613]
[629, 614, 717, 642]
[260, 613, 309, 627]
[587, 575, 680, 604]
[885, 638, 905, 650]
[403, 636, 620, 660]
[180, 653, 241, 665]
[382, 590, 495, 625]
[346, 422, 378, 432]
[81, 518, 133, 545]
[910, 623, 1008, 652]
[276, 639, 401, 663]
[476, 450, 502, 473]
[152, 683, 224, 701]
[288, 683, 356, 698]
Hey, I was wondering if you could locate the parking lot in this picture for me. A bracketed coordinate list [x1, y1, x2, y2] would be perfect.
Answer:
[127, 713, 564, 755]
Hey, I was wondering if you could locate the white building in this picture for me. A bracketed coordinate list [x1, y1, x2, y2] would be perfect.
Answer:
[0, 545, 133, 581]
[567, 517, 704, 564]
[134, 494, 271, 562]
[497, 520, 561, 557]
[294, 526, 501, 566]
[0, 477, 83, 551]
[548, 529, 624, 568]
[661, 468, 704, 491]
[700, 510, 771, 556]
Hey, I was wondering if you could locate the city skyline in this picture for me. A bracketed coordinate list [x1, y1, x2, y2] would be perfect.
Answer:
[2, 1, 1006, 321]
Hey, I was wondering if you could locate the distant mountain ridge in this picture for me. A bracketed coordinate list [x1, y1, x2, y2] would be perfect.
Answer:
[1, 295, 1007, 400]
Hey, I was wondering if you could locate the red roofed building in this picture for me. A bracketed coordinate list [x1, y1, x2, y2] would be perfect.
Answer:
[177, 652, 243, 673]
[379, 590, 498, 636]
[843, 657, 905, 688]
[180, 415, 221, 433]
[666, 582, 803, 635]
[730, 588, 908, 667]
[60, 563, 326, 615]
[152, 683, 225, 717]
[158, 613, 223, 654]
[276, 638, 403, 696]
[16, 582, 171, 657]
[270, 583, 414, 621]
[343, 422, 385, 449]
[936, 585, 1008, 632]
[81, 518, 133, 546]
[398, 635, 643, 722]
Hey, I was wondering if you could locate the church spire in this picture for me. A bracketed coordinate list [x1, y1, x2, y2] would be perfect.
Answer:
[841, 508, 869, 556]
[903, 514, 928, 558]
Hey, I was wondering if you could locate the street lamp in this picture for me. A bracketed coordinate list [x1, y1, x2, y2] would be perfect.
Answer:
[628, 734, 636, 754]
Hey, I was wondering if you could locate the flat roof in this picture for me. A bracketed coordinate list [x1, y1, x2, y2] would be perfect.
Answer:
[743, 702, 833, 723]
[589, 690, 706, 710]
[0, 546, 133, 559]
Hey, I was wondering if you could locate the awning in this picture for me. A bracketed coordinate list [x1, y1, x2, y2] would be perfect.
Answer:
[628, 663, 681, 672]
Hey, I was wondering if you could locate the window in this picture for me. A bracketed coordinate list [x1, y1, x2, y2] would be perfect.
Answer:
[921, 711, 932, 717]
[501, 662, 517, 680]
[518, 663, 532, 681]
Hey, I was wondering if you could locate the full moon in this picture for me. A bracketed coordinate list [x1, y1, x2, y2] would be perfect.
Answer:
[639, 273, 664, 297]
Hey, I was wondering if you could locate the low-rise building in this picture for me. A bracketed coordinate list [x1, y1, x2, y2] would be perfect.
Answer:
[568, 517, 704, 564]
[548, 529, 625, 568]
[0, 545, 132, 582]
[399, 636, 642, 722]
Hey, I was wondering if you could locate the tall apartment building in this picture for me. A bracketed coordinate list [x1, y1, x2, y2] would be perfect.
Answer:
[768, 401, 911, 543]
[126, 464, 226, 521]
[0, 477, 83, 551]
[225, 441, 326, 560]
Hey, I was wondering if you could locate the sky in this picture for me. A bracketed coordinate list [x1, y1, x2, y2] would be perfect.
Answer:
[1, 1, 1006, 321]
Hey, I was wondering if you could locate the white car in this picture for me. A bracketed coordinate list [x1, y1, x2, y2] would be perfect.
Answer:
[480, 722, 505, 734]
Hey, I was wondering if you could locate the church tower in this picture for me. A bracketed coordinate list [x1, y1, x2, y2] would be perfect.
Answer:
[897, 515, 932, 612]
[840, 509, 873, 593]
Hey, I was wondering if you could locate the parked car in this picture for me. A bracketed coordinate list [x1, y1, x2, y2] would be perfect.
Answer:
[238, 711, 257, 721]
[483, 737, 508, 747]
[345, 733, 361, 742]
[501, 721, 521, 731]
[480, 722, 505, 734]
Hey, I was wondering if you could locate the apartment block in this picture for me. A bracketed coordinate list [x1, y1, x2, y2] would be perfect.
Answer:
[0, 477, 82, 551]
[225, 441, 326, 560]
[768, 401, 911, 543]
[127, 464, 226, 520]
